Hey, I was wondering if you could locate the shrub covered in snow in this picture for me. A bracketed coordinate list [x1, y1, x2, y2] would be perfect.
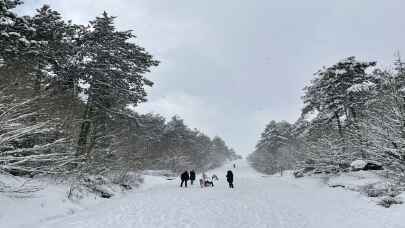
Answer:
[67, 174, 136, 200]
[0, 91, 78, 177]
[293, 170, 304, 178]
[378, 196, 403, 208]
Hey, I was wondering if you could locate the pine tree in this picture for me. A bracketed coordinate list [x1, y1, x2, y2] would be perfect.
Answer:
[303, 57, 376, 126]
[0, 0, 25, 64]
[249, 121, 297, 174]
[0, 0, 34, 83]
[302, 57, 376, 159]
[27, 5, 71, 94]
[76, 12, 159, 160]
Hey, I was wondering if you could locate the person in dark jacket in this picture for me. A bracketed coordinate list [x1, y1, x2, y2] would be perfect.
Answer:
[190, 170, 196, 185]
[180, 171, 190, 188]
[226, 170, 234, 188]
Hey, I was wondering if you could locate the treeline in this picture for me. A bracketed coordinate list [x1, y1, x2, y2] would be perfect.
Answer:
[117, 114, 240, 173]
[249, 56, 405, 186]
[0, 0, 239, 185]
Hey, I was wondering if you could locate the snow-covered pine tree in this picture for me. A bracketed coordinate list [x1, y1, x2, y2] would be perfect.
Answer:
[75, 12, 159, 169]
[207, 136, 231, 169]
[25, 5, 71, 94]
[302, 57, 376, 168]
[0, 3, 79, 177]
[360, 66, 405, 185]
[159, 116, 194, 172]
[248, 120, 298, 174]
[0, 0, 25, 66]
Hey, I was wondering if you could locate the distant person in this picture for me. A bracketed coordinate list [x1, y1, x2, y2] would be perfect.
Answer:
[226, 170, 234, 188]
[190, 170, 196, 185]
[199, 178, 204, 188]
[233, 163, 236, 168]
[180, 171, 190, 188]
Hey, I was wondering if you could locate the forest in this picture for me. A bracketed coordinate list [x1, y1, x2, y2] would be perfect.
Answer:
[249, 56, 405, 192]
[0, 0, 240, 191]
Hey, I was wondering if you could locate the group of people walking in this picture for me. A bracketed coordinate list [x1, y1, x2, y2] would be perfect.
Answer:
[180, 169, 234, 189]
[180, 170, 195, 187]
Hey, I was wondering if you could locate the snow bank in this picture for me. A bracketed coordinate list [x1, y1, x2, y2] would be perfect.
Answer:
[0, 175, 105, 228]
[327, 170, 383, 190]
[0, 172, 146, 228]
[350, 159, 367, 170]
[0, 169, 174, 228]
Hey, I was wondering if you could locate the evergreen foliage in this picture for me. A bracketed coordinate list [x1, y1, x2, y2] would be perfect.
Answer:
[249, 57, 405, 189]
[0, 3, 240, 187]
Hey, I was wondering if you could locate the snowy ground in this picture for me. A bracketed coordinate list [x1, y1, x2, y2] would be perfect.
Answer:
[3, 160, 405, 228]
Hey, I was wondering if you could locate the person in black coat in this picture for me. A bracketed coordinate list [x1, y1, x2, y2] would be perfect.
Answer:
[226, 170, 234, 188]
[190, 170, 196, 185]
[180, 171, 190, 188]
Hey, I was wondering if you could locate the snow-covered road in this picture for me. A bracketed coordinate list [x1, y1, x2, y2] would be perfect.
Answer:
[30, 160, 404, 228]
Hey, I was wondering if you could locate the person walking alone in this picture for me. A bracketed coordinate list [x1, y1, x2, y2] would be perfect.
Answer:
[226, 170, 234, 188]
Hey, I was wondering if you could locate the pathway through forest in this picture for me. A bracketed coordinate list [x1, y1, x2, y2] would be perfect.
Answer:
[30, 160, 404, 228]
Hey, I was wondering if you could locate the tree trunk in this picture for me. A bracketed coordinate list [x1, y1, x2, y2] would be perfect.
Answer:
[335, 112, 343, 138]
[77, 102, 93, 157]
[334, 112, 345, 153]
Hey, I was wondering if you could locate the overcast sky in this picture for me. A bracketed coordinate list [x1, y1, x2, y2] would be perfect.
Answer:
[20, 0, 405, 156]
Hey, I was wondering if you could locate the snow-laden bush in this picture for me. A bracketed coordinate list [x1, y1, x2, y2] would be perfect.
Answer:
[293, 170, 304, 178]
[110, 171, 144, 190]
[67, 172, 143, 200]
[0, 90, 77, 177]
[67, 175, 115, 200]
[378, 196, 403, 208]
